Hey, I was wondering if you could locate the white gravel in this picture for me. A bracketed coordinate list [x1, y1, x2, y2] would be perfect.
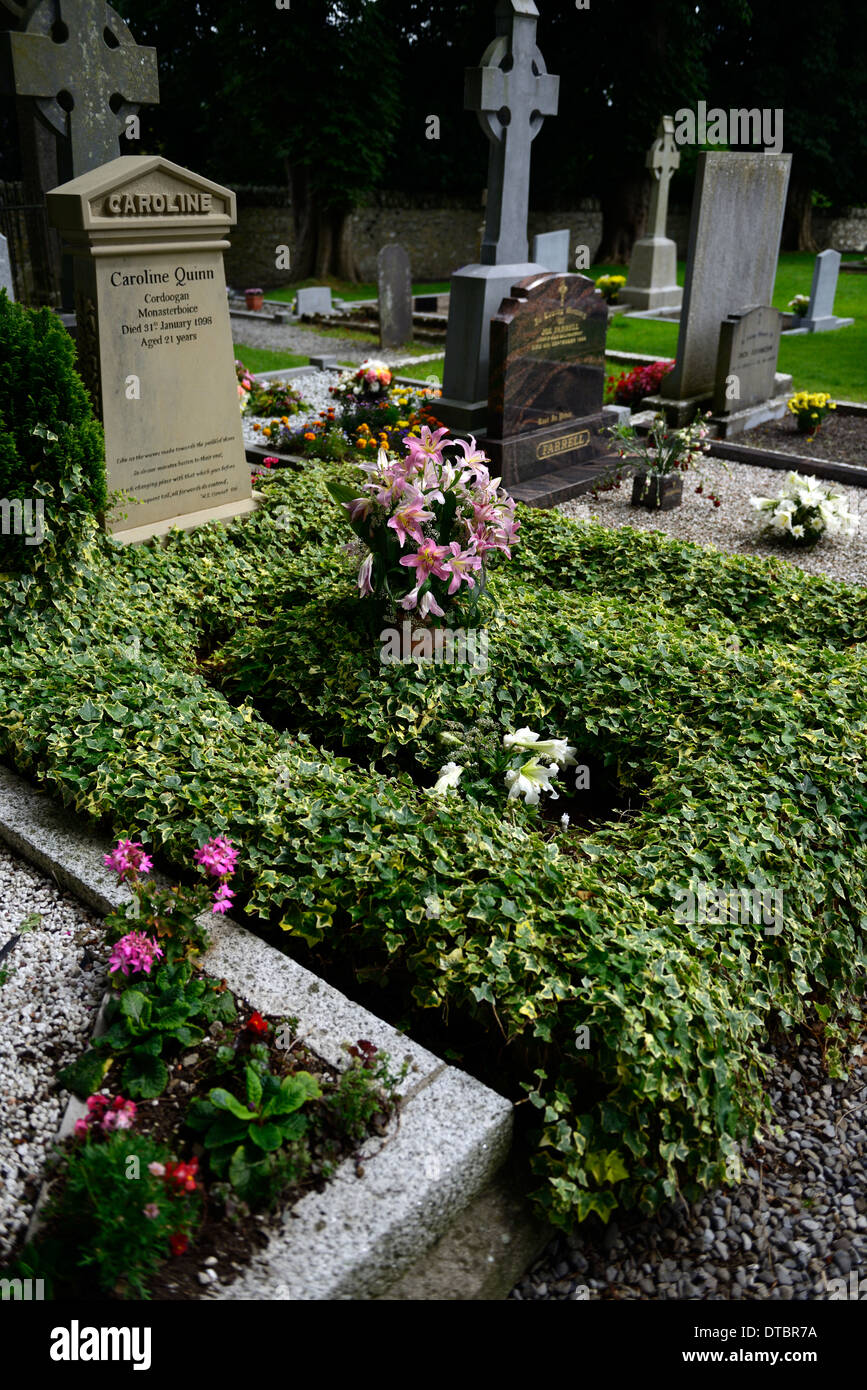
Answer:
[556, 457, 867, 587]
[511, 1029, 867, 1301]
[0, 845, 106, 1262]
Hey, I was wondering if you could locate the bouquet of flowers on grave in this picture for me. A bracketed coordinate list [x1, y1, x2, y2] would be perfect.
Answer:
[605, 359, 674, 407]
[604, 412, 723, 501]
[234, 360, 307, 418]
[787, 390, 836, 436]
[330, 359, 393, 404]
[788, 294, 809, 318]
[327, 426, 519, 624]
[595, 274, 626, 304]
[749, 470, 859, 546]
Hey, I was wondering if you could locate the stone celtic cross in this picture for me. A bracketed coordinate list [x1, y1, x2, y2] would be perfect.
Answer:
[3, 0, 159, 177]
[645, 114, 680, 240]
[464, 0, 559, 266]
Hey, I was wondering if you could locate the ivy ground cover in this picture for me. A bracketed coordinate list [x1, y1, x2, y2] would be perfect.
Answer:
[1, 463, 865, 1227]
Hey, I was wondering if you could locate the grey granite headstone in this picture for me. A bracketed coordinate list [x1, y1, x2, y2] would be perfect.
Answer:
[620, 116, 682, 312]
[295, 286, 333, 318]
[660, 152, 791, 406]
[377, 243, 412, 349]
[713, 305, 782, 414]
[0, 234, 14, 301]
[437, 0, 559, 434]
[798, 250, 854, 332]
[530, 230, 570, 273]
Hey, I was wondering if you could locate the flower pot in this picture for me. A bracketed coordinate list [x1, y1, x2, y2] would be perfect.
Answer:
[796, 416, 820, 434]
[245, 290, 264, 311]
[631, 471, 683, 510]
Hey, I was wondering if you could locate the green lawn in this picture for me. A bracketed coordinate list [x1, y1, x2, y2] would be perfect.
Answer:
[239, 254, 865, 399]
[592, 252, 867, 402]
[264, 277, 451, 304]
[233, 344, 311, 374]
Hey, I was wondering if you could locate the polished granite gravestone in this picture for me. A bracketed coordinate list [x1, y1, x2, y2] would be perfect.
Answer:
[710, 304, 788, 436]
[0, 234, 14, 301]
[437, 1, 558, 434]
[791, 250, 854, 334]
[480, 272, 619, 506]
[530, 229, 570, 273]
[620, 116, 682, 312]
[377, 244, 412, 349]
[295, 286, 332, 317]
[46, 155, 256, 543]
[643, 152, 792, 425]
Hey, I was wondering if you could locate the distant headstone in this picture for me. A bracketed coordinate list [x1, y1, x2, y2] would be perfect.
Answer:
[649, 152, 792, 422]
[438, 0, 559, 435]
[295, 286, 332, 318]
[480, 272, 617, 506]
[377, 244, 412, 348]
[530, 229, 570, 273]
[797, 250, 854, 333]
[620, 116, 682, 312]
[710, 304, 786, 434]
[46, 155, 256, 543]
[0, 235, 14, 302]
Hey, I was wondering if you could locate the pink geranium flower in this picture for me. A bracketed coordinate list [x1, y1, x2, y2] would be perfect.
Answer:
[104, 840, 153, 880]
[108, 931, 164, 977]
[194, 836, 239, 878]
[212, 883, 235, 915]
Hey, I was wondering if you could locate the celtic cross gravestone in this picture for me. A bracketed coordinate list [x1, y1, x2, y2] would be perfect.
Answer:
[3, 0, 159, 177]
[437, 0, 560, 434]
[620, 116, 682, 312]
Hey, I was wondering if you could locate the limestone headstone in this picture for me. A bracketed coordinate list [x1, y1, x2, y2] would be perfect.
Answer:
[797, 250, 854, 332]
[712, 304, 783, 420]
[0, 234, 14, 302]
[295, 286, 332, 318]
[530, 230, 570, 274]
[437, 0, 559, 434]
[620, 116, 682, 312]
[660, 152, 792, 410]
[46, 155, 256, 543]
[480, 272, 617, 505]
[377, 243, 412, 349]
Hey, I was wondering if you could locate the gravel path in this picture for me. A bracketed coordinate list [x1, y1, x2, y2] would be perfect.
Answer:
[231, 312, 440, 367]
[557, 457, 867, 587]
[0, 844, 106, 1264]
[511, 1028, 867, 1301]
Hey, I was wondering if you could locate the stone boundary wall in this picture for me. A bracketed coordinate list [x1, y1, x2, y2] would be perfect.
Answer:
[221, 186, 867, 289]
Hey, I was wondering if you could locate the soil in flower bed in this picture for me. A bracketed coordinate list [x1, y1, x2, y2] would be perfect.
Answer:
[745, 412, 867, 467]
[25, 1003, 395, 1301]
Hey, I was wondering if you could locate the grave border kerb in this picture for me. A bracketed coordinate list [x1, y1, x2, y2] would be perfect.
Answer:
[0, 762, 514, 1300]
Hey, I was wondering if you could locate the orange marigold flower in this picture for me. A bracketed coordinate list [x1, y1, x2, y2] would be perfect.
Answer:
[304, 432, 316, 441]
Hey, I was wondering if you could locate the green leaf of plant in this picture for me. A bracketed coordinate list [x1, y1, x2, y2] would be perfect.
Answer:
[209, 1086, 254, 1121]
[248, 1121, 284, 1152]
[246, 1065, 263, 1110]
[121, 1052, 168, 1099]
[57, 1049, 110, 1098]
[119, 990, 151, 1027]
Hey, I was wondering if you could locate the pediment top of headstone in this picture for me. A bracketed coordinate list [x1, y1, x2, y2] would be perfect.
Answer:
[508, 270, 597, 299]
[46, 155, 236, 231]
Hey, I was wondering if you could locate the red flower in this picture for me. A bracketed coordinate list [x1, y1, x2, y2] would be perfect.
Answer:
[169, 1233, 188, 1257]
[246, 1011, 269, 1036]
[164, 1158, 199, 1192]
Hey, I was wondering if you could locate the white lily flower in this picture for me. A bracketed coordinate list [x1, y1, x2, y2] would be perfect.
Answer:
[503, 727, 577, 767]
[504, 758, 559, 806]
[427, 761, 463, 797]
[560, 812, 570, 829]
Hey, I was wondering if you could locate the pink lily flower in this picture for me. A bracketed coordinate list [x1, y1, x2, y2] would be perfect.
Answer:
[346, 495, 375, 523]
[399, 540, 450, 583]
[405, 425, 451, 470]
[441, 541, 483, 595]
[387, 489, 435, 547]
[454, 435, 489, 468]
[358, 553, 375, 596]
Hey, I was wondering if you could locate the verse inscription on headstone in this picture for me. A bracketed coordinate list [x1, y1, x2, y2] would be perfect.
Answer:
[713, 304, 783, 414]
[47, 155, 254, 539]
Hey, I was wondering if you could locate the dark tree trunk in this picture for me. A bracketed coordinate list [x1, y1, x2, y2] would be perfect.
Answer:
[290, 163, 359, 282]
[596, 172, 648, 264]
[782, 172, 818, 252]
